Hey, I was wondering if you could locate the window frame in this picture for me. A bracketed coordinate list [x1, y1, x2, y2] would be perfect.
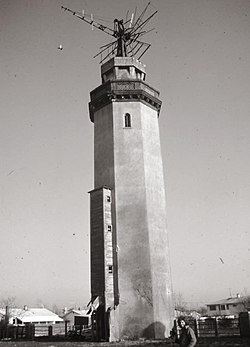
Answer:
[124, 113, 132, 128]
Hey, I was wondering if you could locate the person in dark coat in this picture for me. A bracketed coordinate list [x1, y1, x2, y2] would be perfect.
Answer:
[177, 316, 197, 347]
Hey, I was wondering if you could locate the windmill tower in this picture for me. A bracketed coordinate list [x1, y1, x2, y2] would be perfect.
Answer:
[62, 4, 174, 341]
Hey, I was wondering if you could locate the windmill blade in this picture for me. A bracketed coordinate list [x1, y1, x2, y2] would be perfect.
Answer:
[127, 27, 155, 51]
[130, 2, 151, 33]
[135, 27, 155, 37]
[124, 12, 134, 28]
[129, 40, 150, 59]
[128, 32, 141, 46]
[125, 9, 129, 25]
[128, 30, 150, 47]
[94, 41, 115, 58]
[61, 6, 114, 36]
[127, 40, 141, 56]
[138, 43, 151, 60]
[100, 41, 116, 49]
[131, 41, 145, 57]
[133, 6, 138, 27]
[130, 10, 158, 36]
[126, 41, 134, 56]
[130, 13, 134, 28]
[62, 2, 156, 61]
[128, 40, 150, 60]
[100, 42, 118, 64]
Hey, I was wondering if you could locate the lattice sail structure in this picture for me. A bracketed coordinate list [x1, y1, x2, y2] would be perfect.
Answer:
[61, 2, 157, 63]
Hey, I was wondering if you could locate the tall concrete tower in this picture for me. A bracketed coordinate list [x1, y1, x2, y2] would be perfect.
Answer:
[61, 3, 174, 341]
[88, 56, 174, 341]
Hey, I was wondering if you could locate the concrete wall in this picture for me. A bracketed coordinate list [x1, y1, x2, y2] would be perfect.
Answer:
[89, 188, 105, 298]
[92, 97, 174, 341]
[140, 102, 174, 337]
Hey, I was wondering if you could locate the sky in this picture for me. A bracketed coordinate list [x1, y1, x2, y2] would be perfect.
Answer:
[1, 0, 250, 311]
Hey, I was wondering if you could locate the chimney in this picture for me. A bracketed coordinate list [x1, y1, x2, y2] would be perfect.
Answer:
[236, 293, 241, 298]
[24, 305, 28, 311]
[5, 306, 10, 325]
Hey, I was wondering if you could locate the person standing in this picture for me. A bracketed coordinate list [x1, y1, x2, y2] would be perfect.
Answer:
[177, 316, 197, 347]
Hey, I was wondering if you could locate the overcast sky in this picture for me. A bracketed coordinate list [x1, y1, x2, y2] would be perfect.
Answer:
[1, 0, 250, 310]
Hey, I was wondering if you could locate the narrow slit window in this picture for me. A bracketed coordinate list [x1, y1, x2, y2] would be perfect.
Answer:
[124, 113, 131, 128]
[107, 225, 112, 232]
[108, 265, 113, 274]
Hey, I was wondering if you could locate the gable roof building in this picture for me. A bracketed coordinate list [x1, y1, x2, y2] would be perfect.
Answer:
[62, 308, 90, 327]
[0, 306, 63, 325]
[206, 294, 249, 317]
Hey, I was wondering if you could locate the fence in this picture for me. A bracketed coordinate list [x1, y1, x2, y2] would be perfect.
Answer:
[0, 322, 68, 340]
[0, 324, 26, 339]
[33, 322, 67, 337]
[0, 317, 242, 341]
[185, 317, 240, 338]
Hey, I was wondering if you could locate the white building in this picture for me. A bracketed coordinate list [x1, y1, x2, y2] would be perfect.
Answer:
[0, 306, 63, 325]
[206, 295, 249, 318]
[62, 308, 90, 327]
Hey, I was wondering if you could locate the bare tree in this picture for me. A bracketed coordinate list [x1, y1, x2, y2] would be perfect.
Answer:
[241, 295, 250, 311]
[0, 296, 17, 308]
[173, 292, 188, 313]
[0, 297, 18, 325]
[196, 305, 207, 316]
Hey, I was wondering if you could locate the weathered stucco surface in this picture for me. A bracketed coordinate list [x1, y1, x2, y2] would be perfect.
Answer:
[93, 98, 173, 340]
[90, 57, 174, 341]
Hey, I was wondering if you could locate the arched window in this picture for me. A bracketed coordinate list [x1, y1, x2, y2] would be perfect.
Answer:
[124, 113, 131, 128]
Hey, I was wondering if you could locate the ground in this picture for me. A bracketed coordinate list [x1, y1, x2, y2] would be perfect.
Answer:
[0, 337, 250, 347]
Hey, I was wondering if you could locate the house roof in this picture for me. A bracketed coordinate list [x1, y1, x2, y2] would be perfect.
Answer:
[63, 309, 89, 318]
[207, 296, 247, 305]
[0, 308, 63, 323]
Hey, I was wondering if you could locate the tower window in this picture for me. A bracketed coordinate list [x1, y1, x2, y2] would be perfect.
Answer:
[108, 265, 113, 274]
[106, 195, 111, 202]
[107, 225, 112, 232]
[124, 113, 131, 128]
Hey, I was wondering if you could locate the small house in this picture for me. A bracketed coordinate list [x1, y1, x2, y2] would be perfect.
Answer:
[206, 294, 249, 318]
[0, 306, 63, 325]
[62, 308, 90, 327]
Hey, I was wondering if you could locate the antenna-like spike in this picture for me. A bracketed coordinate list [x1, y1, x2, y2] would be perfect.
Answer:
[61, 6, 114, 36]
[123, 12, 133, 28]
[134, 6, 137, 25]
[61, 2, 156, 61]
[93, 41, 115, 58]
[125, 10, 129, 26]
[129, 13, 134, 28]
[130, 27, 155, 41]
[131, 2, 151, 33]
[100, 41, 116, 49]
[131, 42, 145, 57]
[91, 14, 94, 30]
[130, 10, 157, 36]
[138, 43, 151, 60]
[100, 42, 118, 64]
[127, 41, 141, 55]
